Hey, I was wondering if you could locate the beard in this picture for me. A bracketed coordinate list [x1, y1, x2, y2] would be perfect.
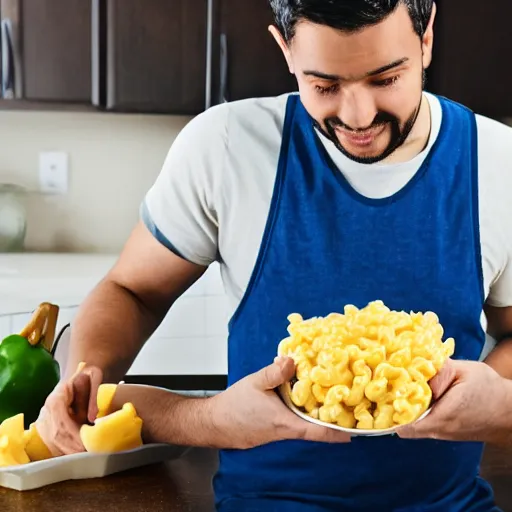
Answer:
[313, 72, 426, 165]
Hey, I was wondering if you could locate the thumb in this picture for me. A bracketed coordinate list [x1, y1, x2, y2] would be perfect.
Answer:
[253, 357, 296, 390]
[70, 366, 103, 424]
[83, 366, 103, 423]
[429, 358, 458, 400]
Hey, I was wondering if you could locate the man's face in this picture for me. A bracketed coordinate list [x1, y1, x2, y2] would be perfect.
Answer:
[273, 4, 435, 164]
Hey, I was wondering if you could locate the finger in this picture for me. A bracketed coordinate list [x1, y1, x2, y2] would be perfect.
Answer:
[84, 366, 103, 423]
[398, 370, 466, 441]
[396, 423, 430, 439]
[301, 422, 352, 444]
[284, 413, 351, 444]
[396, 417, 435, 439]
[71, 373, 92, 425]
[396, 407, 444, 440]
[253, 357, 296, 390]
[429, 359, 458, 400]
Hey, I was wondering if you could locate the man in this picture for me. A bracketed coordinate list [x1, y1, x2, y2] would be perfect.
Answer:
[36, 1, 512, 510]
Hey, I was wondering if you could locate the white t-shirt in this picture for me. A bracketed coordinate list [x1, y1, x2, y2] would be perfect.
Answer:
[142, 92, 512, 331]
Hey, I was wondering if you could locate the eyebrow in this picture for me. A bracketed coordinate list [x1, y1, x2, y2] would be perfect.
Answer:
[303, 57, 409, 81]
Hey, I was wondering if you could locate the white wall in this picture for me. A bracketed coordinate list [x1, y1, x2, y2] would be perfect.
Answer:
[0, 109, 191, 253]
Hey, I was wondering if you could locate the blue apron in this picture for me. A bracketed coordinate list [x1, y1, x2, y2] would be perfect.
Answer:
[213, 94, 500, 512]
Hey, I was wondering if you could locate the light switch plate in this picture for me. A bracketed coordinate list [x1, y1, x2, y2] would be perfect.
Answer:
[39, 151, 69, 194]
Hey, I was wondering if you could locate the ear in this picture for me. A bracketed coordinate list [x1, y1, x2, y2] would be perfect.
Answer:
[421, 3, 436, 69]
[268, 25, 294, 74]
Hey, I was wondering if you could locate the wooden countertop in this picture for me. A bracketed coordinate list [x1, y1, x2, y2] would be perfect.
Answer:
[1, 444, 511, 511]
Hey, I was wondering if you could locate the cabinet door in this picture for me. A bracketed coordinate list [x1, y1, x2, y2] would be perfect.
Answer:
[102, 0, 208, 114]
[212, 0, 297, 104]
[427, 0, 512, 119]
[0, 0, 92, 103]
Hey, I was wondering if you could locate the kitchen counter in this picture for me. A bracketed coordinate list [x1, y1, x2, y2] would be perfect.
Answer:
[1, 445, 511, 511]
[0, 253, 118, 316]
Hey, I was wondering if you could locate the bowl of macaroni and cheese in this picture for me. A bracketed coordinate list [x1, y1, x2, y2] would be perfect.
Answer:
[277, 300, 454, 436]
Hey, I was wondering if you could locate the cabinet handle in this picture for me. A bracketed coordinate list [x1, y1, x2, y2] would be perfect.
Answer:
[91, 0, 101, 106]
[205, 0, 213, 109]
[91, 0, 106, 108]
[219, 32, 229, 103]
[1, 18, 15, 99]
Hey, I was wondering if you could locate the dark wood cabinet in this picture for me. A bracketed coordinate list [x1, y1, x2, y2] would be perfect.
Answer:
[98, 0, 296, 114]
[0, 0, 296, 113]
[427, 0, 512, 119]
[98, 0, 208, 115]
[211, 0, 297, 104]
[1, 0, 92, 103]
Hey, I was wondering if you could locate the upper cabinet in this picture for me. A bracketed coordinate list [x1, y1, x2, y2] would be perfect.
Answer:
[0, 0, 295, 114]
[1, 0, 92, 104]
[427, 0, 512, 119]
[1, 0, 296, 114]
[211, 0, 296, 104]
[0, 0, 295, 115]
[98, 0, 208, 115]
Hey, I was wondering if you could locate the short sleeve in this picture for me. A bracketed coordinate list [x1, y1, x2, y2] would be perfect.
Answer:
[141, 104, 229, 266]
[475, 113, 512, 309]
[487, 257, 512, 307]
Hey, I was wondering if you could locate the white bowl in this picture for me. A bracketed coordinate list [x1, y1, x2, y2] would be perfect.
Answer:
[278, 382, 432, 437]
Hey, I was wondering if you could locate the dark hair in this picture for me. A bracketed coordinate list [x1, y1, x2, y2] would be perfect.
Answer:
[269, 0, 434, 42]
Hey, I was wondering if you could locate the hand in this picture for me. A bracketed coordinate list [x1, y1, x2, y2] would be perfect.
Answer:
[208, 356, 351, 450]
[397, 359, 512, 445]
[35, 364, 103, 456]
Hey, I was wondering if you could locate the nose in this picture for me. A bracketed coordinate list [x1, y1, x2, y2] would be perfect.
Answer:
[337, 86, 377, 131]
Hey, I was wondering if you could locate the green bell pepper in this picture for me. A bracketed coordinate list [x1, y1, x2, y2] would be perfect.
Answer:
[0, 303, 60, 428]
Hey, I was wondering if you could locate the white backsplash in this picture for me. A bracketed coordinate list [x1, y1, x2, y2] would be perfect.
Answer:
[0, 256, 230, 376]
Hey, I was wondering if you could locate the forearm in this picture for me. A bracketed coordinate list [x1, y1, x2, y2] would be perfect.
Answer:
[495, 377, 512, 444]
[483, 341, 512, 442]
[110, 384, 225, 448]
[484, 338, 512, 380]
[65, 278, 164, 382]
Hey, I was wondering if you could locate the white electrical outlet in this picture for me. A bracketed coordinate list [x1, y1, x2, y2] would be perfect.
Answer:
[39, 152, 69, 194]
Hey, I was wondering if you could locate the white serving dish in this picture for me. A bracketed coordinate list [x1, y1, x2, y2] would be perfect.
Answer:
[279, 382, 431, 437]
[0, 443, 188, 491]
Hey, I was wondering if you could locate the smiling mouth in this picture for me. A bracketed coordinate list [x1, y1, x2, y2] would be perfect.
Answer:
[335, 124, 387, 147]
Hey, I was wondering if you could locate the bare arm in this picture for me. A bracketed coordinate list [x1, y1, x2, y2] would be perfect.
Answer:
[40, 221, 351, 454]
[94, 362, 351, 450]
[484, 304, 512, 379]
[53, 221, 224, 450]
[65, 220, 206, 382]
[40, 221, 232, 453]
[104, 384, 219, 447]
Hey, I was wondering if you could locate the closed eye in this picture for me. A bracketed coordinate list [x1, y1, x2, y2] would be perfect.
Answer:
[372, 76, 399, 88]
[315, 84, 340, 96]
